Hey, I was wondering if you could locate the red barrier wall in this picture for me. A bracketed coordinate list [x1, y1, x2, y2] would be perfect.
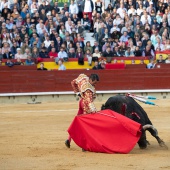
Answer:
[0, 64, 170, 93]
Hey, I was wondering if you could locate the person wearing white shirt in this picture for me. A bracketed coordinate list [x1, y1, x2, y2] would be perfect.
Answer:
[83, 0, 94, 21]
[69, 0, 78, 15]
[154, 37, 165, 51]
[44, 36, 51, 48]
[117, 4, 127, 19]
[140, 11, 151, 25]
[128, 5, 137, 16]
[57, 47, 68, 61]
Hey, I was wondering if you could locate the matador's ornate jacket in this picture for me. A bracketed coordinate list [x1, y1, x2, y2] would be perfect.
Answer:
[71, 74, 97, 114]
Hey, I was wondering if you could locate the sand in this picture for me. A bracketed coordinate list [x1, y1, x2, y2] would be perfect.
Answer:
[0, 99, 170, 170]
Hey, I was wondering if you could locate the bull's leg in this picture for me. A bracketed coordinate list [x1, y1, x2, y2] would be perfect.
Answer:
[146, 126, 168, 149]
[138, 130, 147, 149]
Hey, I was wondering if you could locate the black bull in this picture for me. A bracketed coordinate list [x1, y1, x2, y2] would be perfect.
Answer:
[101, 95, 167, 149]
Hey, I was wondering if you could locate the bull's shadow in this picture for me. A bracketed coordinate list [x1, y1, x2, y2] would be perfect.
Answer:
[101, 95, 168, 150]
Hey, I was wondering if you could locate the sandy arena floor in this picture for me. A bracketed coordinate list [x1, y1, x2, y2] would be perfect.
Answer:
[0, 99, 170, 170]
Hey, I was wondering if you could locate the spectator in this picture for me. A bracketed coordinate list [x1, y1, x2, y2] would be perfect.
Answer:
[48, 47, 58, 59]
[37, 63, 47, 70]
[85, 49, 92, 66]
[2, 48, 12, 59]
[5, 59, 14, 67]
[92, 48, 101, 62]
[134, 46, 142, 57]
[14, 58, 24, 65]
[142, 45, 155, 60]
[125, 47, 135, 57]
[14, 48, 24, 59]
[69, 0, 78, 15]
[103, 46, 113, 63]
[84, 41, 93, 54]
[68, 48, 76, 58]
[58, 59, 66, 70]
[25, 56, 35, 65]
[83, 0, 94, 21]
[112, 46, 122, 57]
[56, 47, 68, 63]
[165, 54, 170, 64]
[39, 47, 49, 58]
[147, 59, 156, 69]
[76, 48, 84, 65]
[157, 55, 165, 63]
[92, 60, 100, 70]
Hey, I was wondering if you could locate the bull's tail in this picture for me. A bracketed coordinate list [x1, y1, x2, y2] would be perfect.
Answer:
[143, 124, 158, 136]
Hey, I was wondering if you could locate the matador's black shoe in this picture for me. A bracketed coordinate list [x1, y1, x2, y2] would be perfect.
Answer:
[65, 140, 70, 148]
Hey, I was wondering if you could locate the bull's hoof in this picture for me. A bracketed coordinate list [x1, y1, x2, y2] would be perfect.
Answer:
[139, 146, 147, 149]
[159, 141, 168, 149]
[146, 140, 150, 145]
[65, 140, 70, 148]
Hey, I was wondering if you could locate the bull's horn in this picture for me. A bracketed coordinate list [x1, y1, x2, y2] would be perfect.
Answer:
[143, 124, 153, 131]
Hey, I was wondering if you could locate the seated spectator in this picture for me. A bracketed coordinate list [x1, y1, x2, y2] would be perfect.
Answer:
[165, 55, 170, 64]
[164, 39, 170, 51]
[154, 37, 165, 51]
[14, 58, 24, 65]
[0, 48, 3, 60]
[92, 48, 101, 62]
[85, 49, 92, 66]
[98, 57, 106, 69]
[82, 14, 91, 32]
[39, 47, 49, 58]
[3, 49, 13, 59]
[32, 47, 39, 59]
[5, 59, 14, 67]
[119, 42, 127, 56]
[58, 59, 66, 70]
[76, 48, 84, 65]
[125, 47, 135, 57]
[25, 56, 35, 65]
[92, 41, 102, 53]
[134, 46, 142, 57]
[147, 59, 156, 69]
[68, 48, 76, 58]
[92, 61, 101, 70]
[112, 46, 122, 57]
[103, 46, 113, 63]
[15, 48, 24, 59]
[119, 31, 129, 43]
[84, 41, 93, 54]
[157, 55, 165, 63]
[23, 48, 32, 59]
[57, 47, 68, 62]
[48, 47, 58, 59]
[142, 45, 155, 60]
[37, 63, 47, 70]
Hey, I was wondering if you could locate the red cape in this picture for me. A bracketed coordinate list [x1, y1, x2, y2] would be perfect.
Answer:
[68, 109, 142, 154]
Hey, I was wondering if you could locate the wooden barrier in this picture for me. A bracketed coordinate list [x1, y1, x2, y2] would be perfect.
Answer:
[0, 65, 170, 93]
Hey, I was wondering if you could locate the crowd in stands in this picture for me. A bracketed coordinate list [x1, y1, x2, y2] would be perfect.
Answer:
[0, 0, 170, 70]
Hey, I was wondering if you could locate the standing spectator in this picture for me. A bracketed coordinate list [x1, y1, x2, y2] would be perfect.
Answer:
[83, 0, 94, 21]
[69, 0, 78, 16]
[95, 0, 103, 14]
[76, 48, 84, 65]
